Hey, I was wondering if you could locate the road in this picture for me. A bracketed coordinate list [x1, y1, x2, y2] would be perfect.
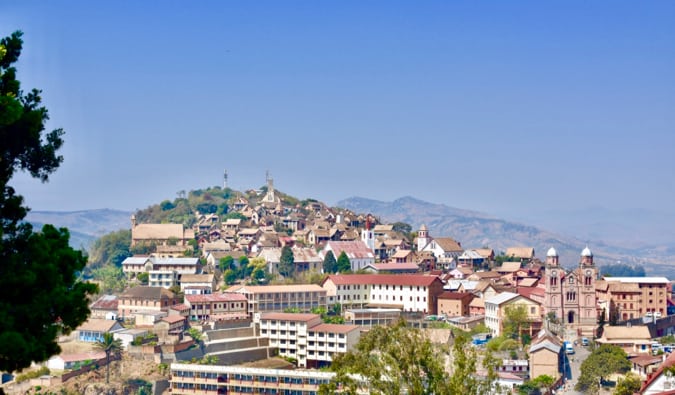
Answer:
[557, 341, 591, 394]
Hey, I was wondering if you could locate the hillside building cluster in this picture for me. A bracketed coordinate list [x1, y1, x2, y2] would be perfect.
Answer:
[15, 179, 675, 395]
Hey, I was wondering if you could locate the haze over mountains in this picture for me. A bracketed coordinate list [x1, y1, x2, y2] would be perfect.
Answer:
[336, 196, 674, 277]
[25, 195, 674, 277]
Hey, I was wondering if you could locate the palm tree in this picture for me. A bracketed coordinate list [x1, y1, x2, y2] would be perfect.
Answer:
[95, 332, 123, 384]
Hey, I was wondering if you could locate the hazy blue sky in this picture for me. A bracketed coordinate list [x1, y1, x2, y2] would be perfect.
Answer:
[2, 1, 674, 218]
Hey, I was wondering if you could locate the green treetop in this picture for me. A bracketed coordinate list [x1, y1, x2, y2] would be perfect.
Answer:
[0, 31, 98, 372]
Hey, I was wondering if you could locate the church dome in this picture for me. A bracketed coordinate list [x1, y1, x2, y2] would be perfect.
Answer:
[546, 247, 558, 257]
[420, 224, 428, 231]
[581, 246, 593, 257]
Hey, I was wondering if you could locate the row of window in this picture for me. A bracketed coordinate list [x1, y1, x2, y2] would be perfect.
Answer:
[191, 303, 246, 309]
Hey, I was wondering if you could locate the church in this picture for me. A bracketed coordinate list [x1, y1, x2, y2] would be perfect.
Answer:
[543, 246, 598, 337]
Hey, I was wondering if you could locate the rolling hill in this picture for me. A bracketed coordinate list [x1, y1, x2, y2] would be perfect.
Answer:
[337, 196, 673, 276]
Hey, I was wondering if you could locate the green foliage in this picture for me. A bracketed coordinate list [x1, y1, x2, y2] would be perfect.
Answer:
[86, 229, 132, 271]
[223, 269, 237, 285]
[518, 374, 555, 394]
[319, 319, 497, 395]
[92, 265, 127, 293]
[279, 245, 295, 278]
[15, 366, 50, 383]
[322, 250, 337, 274]
[494, 254, 517, 265]
[503, 304, 530, 340]
[575, 344, 630, 394]
[195, 202, 217, 214]
[336, 251, 351, 273]
[659, 334, 675, 344]
[223, 212, 247, 221]
[160, 200, 175, 211]
[219, 256, 235, 272]
[614, 372, 642, 395]
[187, 328, 203, 342]
[137, 272, 149, 285]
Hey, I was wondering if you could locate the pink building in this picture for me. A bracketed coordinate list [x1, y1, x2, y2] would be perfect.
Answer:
[543, 246, 598, 336]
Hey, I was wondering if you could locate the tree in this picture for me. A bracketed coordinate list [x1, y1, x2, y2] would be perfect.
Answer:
[279, 245, 295, 278]
[576, 344, 630, 394]
[86, 229, 132, 271]
[223, 269, 237, 285]
[336, 251, 351, 273]
[0, 31, 98, 373]
[323, 250, 337, 274]
[137, 272, 149, 285]
[614, 372, 642, 395]
[92, 265, 127, 293]
[94, 333, 122, 384]
[219, 255, 235, 272]
[503, 304, 531, 342]
[319, 319, 497, 395]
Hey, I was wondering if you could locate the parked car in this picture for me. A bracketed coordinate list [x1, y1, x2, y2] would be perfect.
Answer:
[654, 311, 662, 318]
[581, 337, 589, 346]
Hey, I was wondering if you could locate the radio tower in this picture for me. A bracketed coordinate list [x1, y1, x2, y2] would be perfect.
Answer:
[223, 169, 228, 189]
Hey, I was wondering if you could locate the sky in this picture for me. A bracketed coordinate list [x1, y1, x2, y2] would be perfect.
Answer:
[2, 1, 674, 219]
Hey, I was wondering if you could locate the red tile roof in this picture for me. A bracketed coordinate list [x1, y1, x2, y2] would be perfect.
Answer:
[90, 295, 118, 311]
[325, 241, 375, 259]
[323, 274, 441, 287]
[260, 312, 321, 322]
[170, 303, 190, 311]
[310, 323, 360, 334]
[161, 315, 186, 324]
[438, 291, 474, 303]
[185, 293, 247, 303]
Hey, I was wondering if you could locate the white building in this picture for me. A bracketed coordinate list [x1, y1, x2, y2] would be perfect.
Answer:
[321, 274, 445, 314]
[259, 312, 360, 368]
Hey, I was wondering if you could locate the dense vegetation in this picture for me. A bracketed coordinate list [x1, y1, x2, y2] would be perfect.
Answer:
[319, 319, 499, 395]
[575, 344, 630, 394]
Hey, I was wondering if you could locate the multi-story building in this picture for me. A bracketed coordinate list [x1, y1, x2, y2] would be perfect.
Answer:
[321, 241, 376, 272]
[259, 313, 360, 368]
[595, 276, 670, 320]
[184, 293, 249, 322]
[149, 270, 178, 289]
[543, 247, 597, 337]
[117, 286, 181, 317]
[122, 256, 200, 279]
[170, 363, 336, 395]
[225, 284, 327, 317]
[485, 292, 542, 337]
[321, 274, 445, 314]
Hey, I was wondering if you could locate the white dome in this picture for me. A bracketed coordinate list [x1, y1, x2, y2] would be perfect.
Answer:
[547, 247, 558, 257]
[581, 246, 593, 257]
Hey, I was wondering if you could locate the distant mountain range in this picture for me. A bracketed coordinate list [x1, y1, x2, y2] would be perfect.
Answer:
[337, 196, 674, 277]
[26, 209, 132, 250]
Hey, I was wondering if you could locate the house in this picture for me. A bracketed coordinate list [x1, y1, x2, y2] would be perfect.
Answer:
[485, 292, 542, 337]
[76, 319, 123, 343]
[155, 316, 186, 342]
[184, 293, 249, 322]
[457, 250, 486, 268]
[130, 215, 194, 247]
[437, 291, 474, 317]
[90, 295, 119, 319]
[630, 355, 664, 379]
[321, 273, 445, 314]
[259, 312, 360, 368]
[529, 329, 562, 380]
[639, 352, 675, 394]
[121, 256, 200, 279]
[321, 241, 375, 272]
[467, 271, 503, 282]
[117, 286, 181, 317]
[504, 247, 535, 263]
[180, 273, 216, 294]
[113, 328, 148, 349]
[596, 325, 654, 354]
[47, 352, 106, 370]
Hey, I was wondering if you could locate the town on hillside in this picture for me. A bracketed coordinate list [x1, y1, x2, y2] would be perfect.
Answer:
[5, 179, 675, 395]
